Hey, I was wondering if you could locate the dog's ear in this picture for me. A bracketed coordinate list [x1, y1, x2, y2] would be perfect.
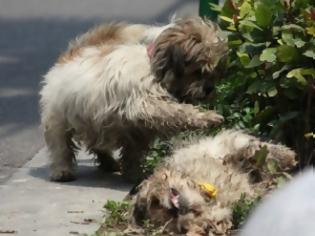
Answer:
[166, 44, 185, 78]
[130, 180, 150, 225]
[133, 200, 147, 225]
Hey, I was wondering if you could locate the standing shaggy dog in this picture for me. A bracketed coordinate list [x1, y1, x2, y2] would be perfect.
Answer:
[40, 17, 228, 182]
[131, 130, 297, 235]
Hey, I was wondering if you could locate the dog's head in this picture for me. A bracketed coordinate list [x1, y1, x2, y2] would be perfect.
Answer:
[131, 168, 231, 235]
[151, 17, 228, 103]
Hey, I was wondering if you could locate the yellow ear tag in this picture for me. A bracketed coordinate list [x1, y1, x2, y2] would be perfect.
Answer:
[198, 183, 217, 198]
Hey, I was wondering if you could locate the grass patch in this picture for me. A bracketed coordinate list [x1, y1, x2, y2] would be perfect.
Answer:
[93, 200, 130, 236]
[232, 194, 261, 229]
[94, 200, 174, 236]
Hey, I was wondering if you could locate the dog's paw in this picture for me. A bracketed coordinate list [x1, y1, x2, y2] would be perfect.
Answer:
[50, 170, 76, 182]
[203, 111, 224, 125]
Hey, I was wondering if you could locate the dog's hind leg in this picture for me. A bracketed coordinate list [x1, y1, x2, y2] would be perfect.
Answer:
[43, 115, 76, 182]
[93, 149, 120, 172]
[219, 130, 297, 179]
[120, 130, 153, 183]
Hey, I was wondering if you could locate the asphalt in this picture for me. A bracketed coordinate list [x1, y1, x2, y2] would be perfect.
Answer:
[0, 1, 198, 235]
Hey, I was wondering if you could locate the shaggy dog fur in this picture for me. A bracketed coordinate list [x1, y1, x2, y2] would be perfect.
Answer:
[131, 130, 297, 236]
[40, 17, 228, 182]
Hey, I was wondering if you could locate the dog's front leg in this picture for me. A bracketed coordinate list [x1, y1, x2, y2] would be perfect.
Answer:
[137, 98, 224, 132]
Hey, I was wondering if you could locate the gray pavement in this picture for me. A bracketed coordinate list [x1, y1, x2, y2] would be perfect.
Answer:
[0, 1, 198, 235]
[0, 149, 130, 236]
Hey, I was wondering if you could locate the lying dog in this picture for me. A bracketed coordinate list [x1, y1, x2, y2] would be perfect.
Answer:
[131, 130, 297, 235]
[40, 17, 228, 182]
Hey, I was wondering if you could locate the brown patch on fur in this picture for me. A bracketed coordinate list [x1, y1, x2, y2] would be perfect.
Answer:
[57, 23, 152, 64]
[57, 48, 84, 64]
[72, 23, 128, 48]
[57, 23, 130, 64]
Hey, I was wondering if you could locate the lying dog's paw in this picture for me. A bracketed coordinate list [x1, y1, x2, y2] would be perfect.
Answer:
[203, 111, 224, 126]
[50, 169, 76, 182]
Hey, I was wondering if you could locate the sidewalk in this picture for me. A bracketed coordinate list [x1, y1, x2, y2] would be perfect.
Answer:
[0, 149, 131, 236]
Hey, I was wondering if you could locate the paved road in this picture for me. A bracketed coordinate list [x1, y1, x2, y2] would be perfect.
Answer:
[0, 0, 198, 183]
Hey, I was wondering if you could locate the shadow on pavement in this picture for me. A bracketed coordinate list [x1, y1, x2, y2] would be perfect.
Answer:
[28, 155, 132, 191]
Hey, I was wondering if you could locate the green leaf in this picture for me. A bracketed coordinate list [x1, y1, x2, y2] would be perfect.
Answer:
[237, 51, 251, 65]
[229, 39, 243, 46]
[281, 32, 306, 48]
[281, 24, 305, 32]
[303, 49, 315, 59]
[240, 20, 263, 31]
[267, 86, 278, 97]
[267, 159, 278, 174]
[254, 146, 268, 167]
[254, 101, 260, 115]
[227, 25, 237, 31]
[260, 48, 277, 63]
[287, 69, 308, 86]
[240, 1, 252, 18]
[277, 45, 298, 63]
[281, 32, 295, 46]
[306, 26, 315, 37]
[255, 3, 273, 28]
[242, 32, 255, 42]
[220, 15, 234, 23]
[209, 3, 222, 12]
[272, 65, 290, 79]
[300, 68, 315, 78]
[273, 26, 281, 36]
[294, 39, 306, 48]
[287, 68, 315, 86]
[245, 55, 264, 68]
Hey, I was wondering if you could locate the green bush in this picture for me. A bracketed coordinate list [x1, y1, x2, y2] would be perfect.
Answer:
[210, 0, 315, 166]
